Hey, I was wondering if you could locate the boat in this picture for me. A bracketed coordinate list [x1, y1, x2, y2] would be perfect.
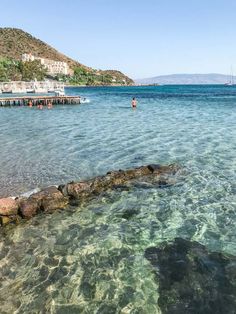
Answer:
[54, 89, 65, 96]
[225, 67, 235, 86]
[26, 88, 35, 93]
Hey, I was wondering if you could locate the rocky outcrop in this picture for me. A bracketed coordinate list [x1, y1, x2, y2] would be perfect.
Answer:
[145, 238, 236, 314]
[59, 164, 179, 201]
[0, 163, 180, 227]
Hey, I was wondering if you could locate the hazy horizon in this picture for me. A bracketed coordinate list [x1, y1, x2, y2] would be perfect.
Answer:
[135, 72, 233, 80]
[1, 0, 236, 79]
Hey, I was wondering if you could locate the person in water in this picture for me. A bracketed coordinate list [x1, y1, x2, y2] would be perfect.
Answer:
[37, 102, 43, 110]
[131, 97, 137, 108]
[47, 101, 53, 109]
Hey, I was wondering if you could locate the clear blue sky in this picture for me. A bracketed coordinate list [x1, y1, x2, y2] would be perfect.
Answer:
[1, 0, 236, 79]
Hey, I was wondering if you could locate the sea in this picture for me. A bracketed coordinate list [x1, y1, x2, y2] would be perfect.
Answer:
[0, 85, 235, 313]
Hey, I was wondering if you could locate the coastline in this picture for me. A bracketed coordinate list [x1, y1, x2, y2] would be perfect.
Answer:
[65, 83, 135, 87]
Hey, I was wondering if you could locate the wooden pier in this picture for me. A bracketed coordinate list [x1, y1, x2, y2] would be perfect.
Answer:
[0, 95, 81, 107]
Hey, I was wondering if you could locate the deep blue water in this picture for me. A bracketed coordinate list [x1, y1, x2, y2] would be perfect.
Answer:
[0, 85, 236, 313]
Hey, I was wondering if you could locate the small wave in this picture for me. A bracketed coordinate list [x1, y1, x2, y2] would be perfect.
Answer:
[80, 98, 91, 104]
[20, 188, 41, 198]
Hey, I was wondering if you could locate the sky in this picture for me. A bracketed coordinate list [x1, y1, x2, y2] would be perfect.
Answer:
[1, 0, 236, 79]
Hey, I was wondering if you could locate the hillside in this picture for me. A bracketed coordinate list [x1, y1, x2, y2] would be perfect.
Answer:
[0, 27, 133, 85]
[135, 73, 232, 85]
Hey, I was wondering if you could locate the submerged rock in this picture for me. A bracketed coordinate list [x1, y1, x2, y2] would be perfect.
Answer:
[62, 164, 180, 201]
[0, 198, 18, 216]
[0, 214, 20, 226]
[147, 164, 162, 172]
[145, 238, 236, 314]
[121, 209, 139, 220]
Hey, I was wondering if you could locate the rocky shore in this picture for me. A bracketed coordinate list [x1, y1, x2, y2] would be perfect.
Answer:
[0, 163, 180, 227]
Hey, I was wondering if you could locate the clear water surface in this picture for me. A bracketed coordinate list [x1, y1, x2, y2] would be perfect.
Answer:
[0, 85, 235, 313]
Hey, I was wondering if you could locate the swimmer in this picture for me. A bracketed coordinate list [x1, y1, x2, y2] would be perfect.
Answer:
[28, 100, 33, 108]
[47, 101, 53, 109]
[131, 97, 137, 109]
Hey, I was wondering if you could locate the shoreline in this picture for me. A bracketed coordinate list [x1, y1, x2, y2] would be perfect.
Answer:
[65, 83, 230, 87]
[65, 83, 135, 87]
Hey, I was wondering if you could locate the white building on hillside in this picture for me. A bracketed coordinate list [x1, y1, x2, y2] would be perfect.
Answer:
[22, 53, 69, 75]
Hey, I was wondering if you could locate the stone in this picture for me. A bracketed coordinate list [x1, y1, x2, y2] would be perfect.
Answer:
[65, 164, 180, 200]
[0, 215, 20, 225]
[0, 215, 12, 225]
[29, 186, 69, 212]
[18, 198, 39, 219]
[58, 184, 68, 197]
[147, 164, 162, 172]
[145, 238, 236, 314]
[65, 181, 92, 199]
[0, 163, 181, 228]
[0, 198, 18, 216]
[157, 179, 169, 187]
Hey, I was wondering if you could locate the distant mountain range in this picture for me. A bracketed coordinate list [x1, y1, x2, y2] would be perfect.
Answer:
[135, 74, 234, 85]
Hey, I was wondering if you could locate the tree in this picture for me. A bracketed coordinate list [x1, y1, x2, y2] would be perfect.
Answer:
[19, 60, 47, 81]
[0, 58, 21, 81]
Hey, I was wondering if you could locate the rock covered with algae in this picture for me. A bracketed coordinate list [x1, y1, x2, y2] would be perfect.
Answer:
[145, 238, 236, 314]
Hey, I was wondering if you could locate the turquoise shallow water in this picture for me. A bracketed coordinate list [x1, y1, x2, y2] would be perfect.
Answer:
[0, 85, 236, 313]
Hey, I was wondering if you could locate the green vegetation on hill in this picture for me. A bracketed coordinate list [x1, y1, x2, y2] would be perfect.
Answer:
[0, 58, 130, 85]
[0, 58, 47, 81]
[0, 28, 134, 85]
[56, 67, 131, 86]
[0, 58, 20, 81]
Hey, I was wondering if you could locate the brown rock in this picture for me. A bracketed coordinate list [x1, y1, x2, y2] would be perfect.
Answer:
[0, 215, 21, 226]
[0, 163, 180, 228]
[58, 184, 68, 197]
[155, 164, 180, 175]
[0, 215, 11, 225]
[29, 186, 69, 212]
[0, 198, 18, 216]
[64, 164, 180, 201]
[66, 181, 93, 199]
[147, 164, 162, 173]
[18, 198, 39, 219]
